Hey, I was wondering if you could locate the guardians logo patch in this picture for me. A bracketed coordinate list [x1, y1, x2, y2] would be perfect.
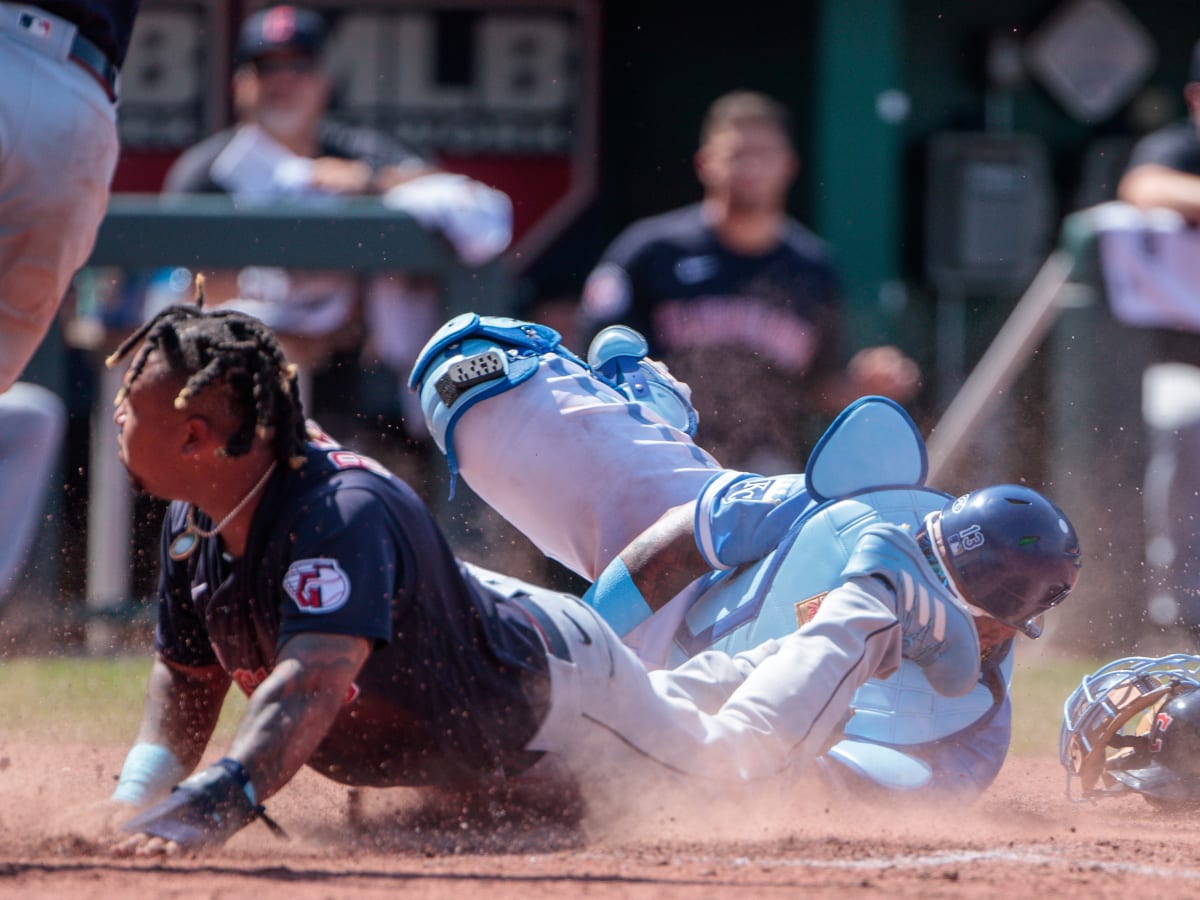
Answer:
[284, 558, 351, 614]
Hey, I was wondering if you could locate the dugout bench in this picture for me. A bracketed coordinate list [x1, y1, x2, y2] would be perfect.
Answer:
[76, 194, 515, 639]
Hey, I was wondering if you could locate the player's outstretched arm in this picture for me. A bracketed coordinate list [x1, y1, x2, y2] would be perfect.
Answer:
[114, 656, 232, 805]
[621, 502, 708, 610]
[49, 657, 230, 850]
[143, 657, 233, 768]
[225, 632, 371, 800]
[1118, 164, 1200, 223]
[115, 632, 370, 856]
[586, 502, 711, 634]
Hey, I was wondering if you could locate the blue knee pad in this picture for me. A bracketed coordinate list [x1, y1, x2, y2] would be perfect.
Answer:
[587, 325, 698, 436]
[409, 313, 584, 493]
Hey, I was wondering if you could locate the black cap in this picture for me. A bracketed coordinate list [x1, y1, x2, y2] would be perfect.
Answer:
[236, 5, 327, 64]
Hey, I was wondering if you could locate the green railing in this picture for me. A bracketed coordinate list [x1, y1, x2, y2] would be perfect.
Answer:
[88, 194, 514, 314]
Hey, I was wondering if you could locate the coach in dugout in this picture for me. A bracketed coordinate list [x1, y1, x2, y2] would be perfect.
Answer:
[1116, 38, 1200, 639]
[578, 91, 920, 474]
[161, 4, 436, 374]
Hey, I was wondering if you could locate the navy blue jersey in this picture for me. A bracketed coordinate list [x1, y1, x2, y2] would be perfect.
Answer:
[163, 120, 428, 195]
[38, 0, 140, 66]
[581, 204, 844, 377]
[155, 426, 548, 788]
[581, 204, 846, 468]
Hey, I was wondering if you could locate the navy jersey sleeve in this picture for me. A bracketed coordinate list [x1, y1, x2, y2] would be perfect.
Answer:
[579, 219, 659, 334]
[276, 484, 396, 648]
[154, 506, 220, 668]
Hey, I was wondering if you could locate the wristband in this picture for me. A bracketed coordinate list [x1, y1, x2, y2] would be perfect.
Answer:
[582, 557, 652, 636]
[112, 742, 186, 805]
[213, 756, 258, 806]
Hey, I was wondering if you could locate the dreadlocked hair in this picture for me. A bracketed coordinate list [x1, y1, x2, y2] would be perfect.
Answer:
[106, 276, 308, 469]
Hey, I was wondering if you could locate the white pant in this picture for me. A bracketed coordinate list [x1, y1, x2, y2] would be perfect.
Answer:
[0, 382, 66, 598]
[454, 354, 720, 580]
[0, 21, 119, 391]
[503, 572, 902, 784]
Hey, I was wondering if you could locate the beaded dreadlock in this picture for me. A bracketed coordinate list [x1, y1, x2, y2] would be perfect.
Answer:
[106, 276, 308, 469]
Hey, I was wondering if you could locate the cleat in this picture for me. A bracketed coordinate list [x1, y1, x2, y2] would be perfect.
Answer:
[841, 524, 981, 697]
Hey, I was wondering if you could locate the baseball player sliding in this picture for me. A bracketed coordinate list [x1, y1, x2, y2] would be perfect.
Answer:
[410, 314, 1083, 797]
[93, 296, 979, 854]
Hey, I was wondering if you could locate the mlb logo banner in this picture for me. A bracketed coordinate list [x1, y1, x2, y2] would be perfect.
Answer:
[321, 1, 599, 263]
[117, 0, 599, 266]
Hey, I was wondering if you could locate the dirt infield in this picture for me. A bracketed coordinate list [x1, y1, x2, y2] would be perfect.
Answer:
[3, 741, 1200, 898]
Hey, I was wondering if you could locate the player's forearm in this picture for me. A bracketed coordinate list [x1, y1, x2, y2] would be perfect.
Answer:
[369, 163, 439, 193]
[1118, 165, 1200, 222]
[225, 633, 370, 801]
[621, 502, 708, 610]
[135, 656, 230, 772]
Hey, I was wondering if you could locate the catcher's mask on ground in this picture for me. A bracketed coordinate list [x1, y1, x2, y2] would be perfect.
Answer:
[1106, 683, 1200, 806]
[1060, 654, 1200, 805]
[925, 484, 1081, 638]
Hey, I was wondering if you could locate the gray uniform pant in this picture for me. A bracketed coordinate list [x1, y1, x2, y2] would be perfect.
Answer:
[471, 565, 901, 785]
[0, 383, 66, 599]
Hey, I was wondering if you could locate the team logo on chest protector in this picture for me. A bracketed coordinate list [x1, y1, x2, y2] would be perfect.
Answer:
[284, 558, 351, 613]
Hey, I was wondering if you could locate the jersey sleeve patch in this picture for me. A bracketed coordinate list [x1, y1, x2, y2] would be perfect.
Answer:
[283, 558, 352, 614]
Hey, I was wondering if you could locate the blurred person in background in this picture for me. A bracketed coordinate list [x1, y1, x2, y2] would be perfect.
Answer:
[1117, 39, 1200, 641]
[162, 4, 434, 380]
[579, 91, 919, 474]
[163, 4, 510, 445]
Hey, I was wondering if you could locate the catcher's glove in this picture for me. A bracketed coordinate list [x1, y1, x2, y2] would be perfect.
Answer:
[121, 757, 284, 850]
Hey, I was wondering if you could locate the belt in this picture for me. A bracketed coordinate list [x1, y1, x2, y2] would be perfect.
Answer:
[68, 29, 118, 103]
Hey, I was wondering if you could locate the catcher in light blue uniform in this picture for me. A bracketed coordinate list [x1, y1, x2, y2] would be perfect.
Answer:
[411, 315, 1083, 800]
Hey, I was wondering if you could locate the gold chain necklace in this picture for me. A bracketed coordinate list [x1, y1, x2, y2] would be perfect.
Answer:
[168, 461, 278, 561]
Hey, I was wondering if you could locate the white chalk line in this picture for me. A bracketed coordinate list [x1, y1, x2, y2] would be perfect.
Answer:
[582, 847, 1200, 881]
